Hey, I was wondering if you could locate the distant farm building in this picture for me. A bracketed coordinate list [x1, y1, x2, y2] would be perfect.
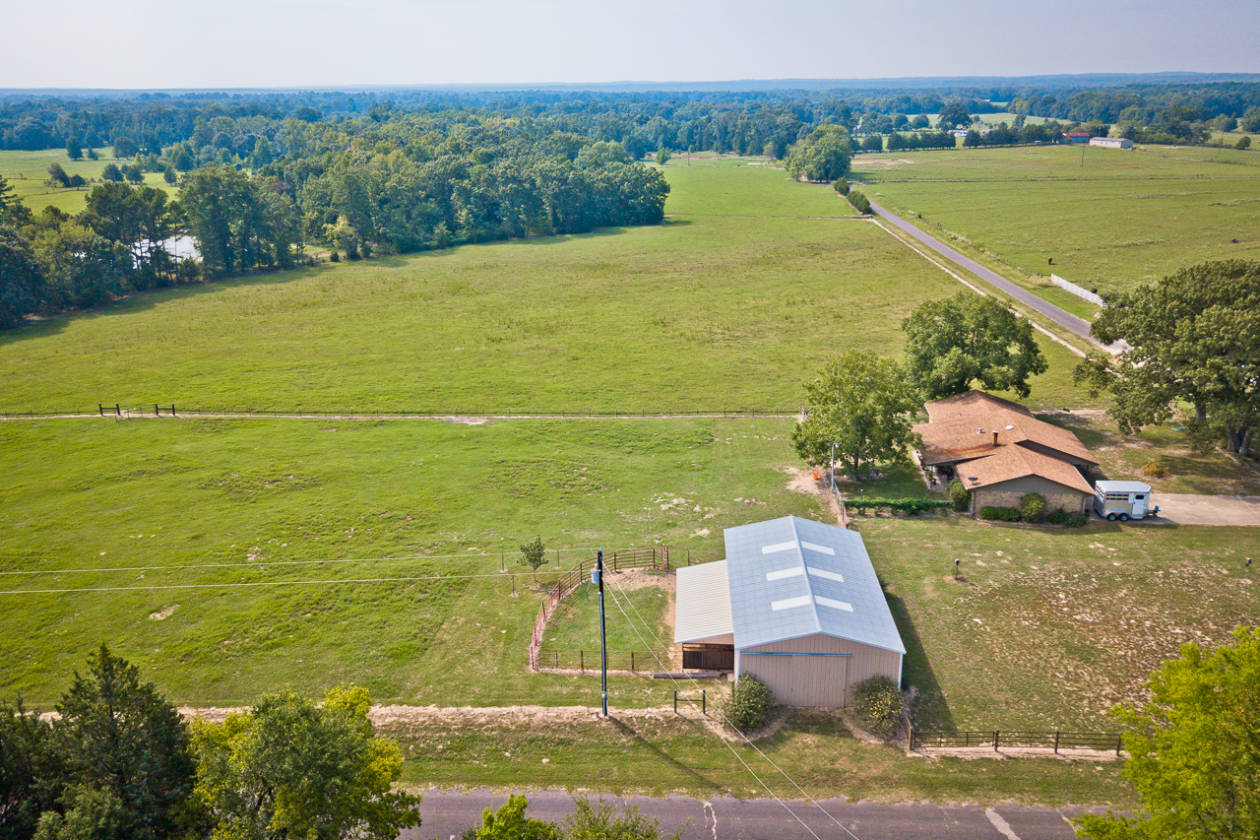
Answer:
[674, 516, 905, 708]
[913, 390, 1096, 514]
[1089, 137, 1134, 149]
[1062, 131, 1092, 143]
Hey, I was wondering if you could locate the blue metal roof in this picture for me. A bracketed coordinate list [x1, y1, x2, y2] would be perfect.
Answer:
[723, 516, 906, 655]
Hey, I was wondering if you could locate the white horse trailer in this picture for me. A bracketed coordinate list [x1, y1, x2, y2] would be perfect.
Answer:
[1094, 480, 1154, 520]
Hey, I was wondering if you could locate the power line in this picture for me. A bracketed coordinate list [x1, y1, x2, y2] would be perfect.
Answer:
[600, 581, 825, 840]
[606, 577, 865, 840]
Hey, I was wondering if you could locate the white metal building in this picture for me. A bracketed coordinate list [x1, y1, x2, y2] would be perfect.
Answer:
[674, 516, 906, 708]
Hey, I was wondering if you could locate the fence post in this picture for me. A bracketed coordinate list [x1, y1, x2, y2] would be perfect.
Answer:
[1116, 734, 1123, 756]
[171, 403, 175, 416]
[673, 691, 677, 714]
[154, 403, 159, 416]
[702, 690, 706, 715]
[1054, 730, 1060, 754]
[580, 650, 584, 672]
[114, 403, 120, 416]
[965, 731, 970, 747]
[994, 730, 1000, 752]
[98, 403, 104, 416]
[631, 651, 635, 672]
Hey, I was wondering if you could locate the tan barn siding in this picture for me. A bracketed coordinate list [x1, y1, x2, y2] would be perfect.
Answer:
[738, 634, 902, 708]
[971, 475, 1091, 513]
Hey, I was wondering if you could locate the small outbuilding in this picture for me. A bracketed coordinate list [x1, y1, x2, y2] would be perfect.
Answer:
[674, 516, 905, 708]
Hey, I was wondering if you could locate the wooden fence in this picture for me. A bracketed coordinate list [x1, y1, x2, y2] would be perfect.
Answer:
[910, 728, 1124, 755]
[529, 548, 675, 673]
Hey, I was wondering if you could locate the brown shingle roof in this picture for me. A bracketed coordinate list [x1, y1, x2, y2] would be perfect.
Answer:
[957, 445, 1094, 496]
[916, 390, 1095, 467]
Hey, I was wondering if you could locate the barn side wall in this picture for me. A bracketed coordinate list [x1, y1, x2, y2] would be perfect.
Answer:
[738, 633, 902, 708]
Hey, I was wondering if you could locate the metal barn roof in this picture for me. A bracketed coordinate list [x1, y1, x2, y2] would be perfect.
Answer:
[673, 561, 733, 644]
[723, 516, 906, 655]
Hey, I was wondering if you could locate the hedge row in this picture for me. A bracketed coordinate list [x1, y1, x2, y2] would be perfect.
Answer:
[980, 504, 1089, 527]
[849, 497, 953, 515]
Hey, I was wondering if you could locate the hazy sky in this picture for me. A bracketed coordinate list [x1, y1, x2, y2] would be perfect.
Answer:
[4, 0, 1259, 89]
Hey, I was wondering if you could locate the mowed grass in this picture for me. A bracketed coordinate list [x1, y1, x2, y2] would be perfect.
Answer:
[0, 416, 820, 707]
[543, 578, 671, 654]
[0, 148, 173, 214]
[0, 161, 967, 414]
[853, 144, 1260, 295]
[385, 712, 1136, 806]
[860, 517, 1260, 731]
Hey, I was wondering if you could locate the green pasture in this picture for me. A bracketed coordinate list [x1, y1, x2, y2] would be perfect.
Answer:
[853, 144, 1260, 295]
[0, 159, 1082, 413]
[0, 148, 172, 214]
[0, 416, 817, 707]
[386, 712, 1135, 805]
[541, 578, 672, 655]
[860, 517, 1260, 731]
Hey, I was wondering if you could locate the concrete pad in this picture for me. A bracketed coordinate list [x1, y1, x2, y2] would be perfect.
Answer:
[1154, 494, 1260, 526]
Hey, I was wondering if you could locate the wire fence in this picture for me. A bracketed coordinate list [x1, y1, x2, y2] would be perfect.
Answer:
[529, 548, 681, 674]
[0, 404, 801, 420]
[910, 727, 1124, 755]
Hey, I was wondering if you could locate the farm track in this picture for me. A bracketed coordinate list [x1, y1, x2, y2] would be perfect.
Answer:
[0, 410, 801, 422]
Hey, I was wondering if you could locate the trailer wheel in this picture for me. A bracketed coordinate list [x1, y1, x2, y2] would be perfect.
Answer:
[1106, 512, 1118, 521]
[1119, 513, 1130, 522]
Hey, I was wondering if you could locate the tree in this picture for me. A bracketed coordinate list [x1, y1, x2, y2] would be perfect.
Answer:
[112, 136, 137, 158]
[655, 145, 670, 165]
[66, 138, 83, 160]
[936, 100, 972, 130]
[792, 351, 921, 478]
[520, 536, 546, 576]
[100, 164, 123, 182]
[847, 190, 871, 214]
[786, 123, 853, 182]
[162, 166, 177, 184]
[467, 795, 559, 840]
[0, 225, 44, 329]
[46, 162, 71, 188]
[902, 292, 1047, 399]
[192, 685, 420, 840]
[53, 645, 196, 840]
[1074, 626, 1260, 840]
[123, 164, 143, 184]
[1237, 135, 1252, 150]
[0, 699, 63, 840]
[832, 177, 849, 195]
[1077, 260, 1260, 456]
[565, 799, 668, 840]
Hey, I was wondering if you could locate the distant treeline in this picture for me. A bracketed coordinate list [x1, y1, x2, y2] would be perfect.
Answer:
[4, 80, 1260, 156]
[0, 113, 669, 329]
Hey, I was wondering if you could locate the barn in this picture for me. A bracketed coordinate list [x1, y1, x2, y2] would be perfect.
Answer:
[674, 516, 905, 707]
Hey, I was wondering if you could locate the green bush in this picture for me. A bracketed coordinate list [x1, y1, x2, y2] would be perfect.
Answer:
[948, 480, 971, 512]
[723, 675, 773, 732]
[1019, 492, 1047, 522]
[847, 190, 872, 214]
[979, 505, 1021, 522]
[832, 177, 850, 195]
[1237, 135, 1252, 150]
[848, 497, 952, 516]
[852, 676, 903, 738]
[1047, 510, 1089, 527]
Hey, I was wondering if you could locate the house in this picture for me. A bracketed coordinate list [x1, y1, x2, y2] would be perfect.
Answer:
[674, 516, 905, 708]
[913, 390, 1096, 514]
[1062, 131, 1092, 143]
[1088, 137, 1134, 149]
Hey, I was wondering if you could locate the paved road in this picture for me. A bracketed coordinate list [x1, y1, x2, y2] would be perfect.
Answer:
[1147, 493, 1260, 526]
[866, 198, 1117, 353]
[404, 789, 1095, 840]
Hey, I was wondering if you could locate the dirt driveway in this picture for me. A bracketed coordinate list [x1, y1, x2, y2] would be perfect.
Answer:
[1147, 494, 1260, 526]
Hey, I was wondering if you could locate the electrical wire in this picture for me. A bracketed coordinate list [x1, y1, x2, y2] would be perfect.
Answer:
[606, 576, 866, 840]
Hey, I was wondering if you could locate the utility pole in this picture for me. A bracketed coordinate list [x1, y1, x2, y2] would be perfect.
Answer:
[594, 548, 609, 717]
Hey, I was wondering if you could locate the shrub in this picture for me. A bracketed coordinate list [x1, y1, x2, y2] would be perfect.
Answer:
[1141, 459, 1169, 478]
[949, 480, 971, 512]
[979, 505, 1021, 521]
[848, 497, 952, 516]
[1019, 492, 1047, 522]
[847, 190, 872, 214]
[1047, 510, 1088, 527]
[723, 675, 773, 732]
[519, 536, 546, 574]
[852, 676, 903, 738]
[832, 177, 850, 195]
[1237, 135, 1252, 150]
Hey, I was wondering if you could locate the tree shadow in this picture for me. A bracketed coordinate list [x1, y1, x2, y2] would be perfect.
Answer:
[884, 591, 956, 732]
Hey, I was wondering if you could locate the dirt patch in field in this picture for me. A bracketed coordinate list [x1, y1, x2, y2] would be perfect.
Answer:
[148, 604, 178, 621]
[916, 746, 1120, 762]
[441, 416, 488, 425]
[857, 158, 916, 167]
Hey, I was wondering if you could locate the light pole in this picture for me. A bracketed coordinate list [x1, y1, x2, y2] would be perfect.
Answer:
[594, 548, 608, 717]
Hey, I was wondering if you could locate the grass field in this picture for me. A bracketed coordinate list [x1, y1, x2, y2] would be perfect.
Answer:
[384, 712, 1137, 805]
[543, 578, 672, 654]
[861, 517, 1260, 730]
[0, 158, 1084, 413]
[0, 148, 173, 213]
[852, 144, 1260, 296]
[0, 416, 818, 707]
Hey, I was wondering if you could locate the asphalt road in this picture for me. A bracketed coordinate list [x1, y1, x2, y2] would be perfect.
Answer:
[403, 789, 1096, 840]
[866, 198, 1114, 352]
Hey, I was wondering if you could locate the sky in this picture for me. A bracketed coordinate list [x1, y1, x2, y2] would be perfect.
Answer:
[3, 0, 1259, 89]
